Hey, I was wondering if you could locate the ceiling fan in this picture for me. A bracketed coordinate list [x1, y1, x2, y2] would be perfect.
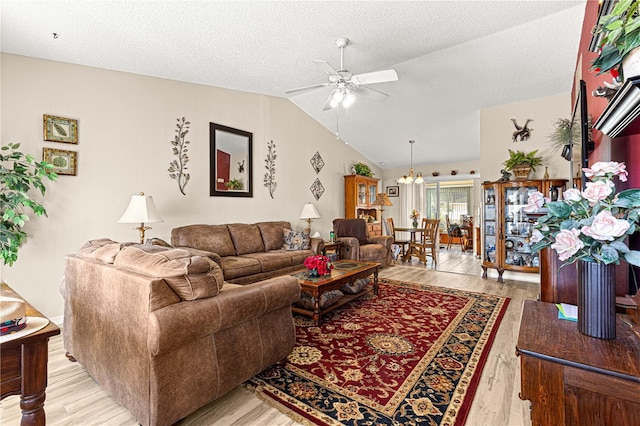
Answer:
[285, 38, 398, 111]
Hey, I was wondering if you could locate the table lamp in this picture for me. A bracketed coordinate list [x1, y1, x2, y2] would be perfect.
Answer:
[299, 202, 320, 235]
[117, 192, 164, 243]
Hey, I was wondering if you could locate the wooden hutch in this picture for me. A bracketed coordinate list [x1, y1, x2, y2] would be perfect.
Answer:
[344, 175, 382, 236]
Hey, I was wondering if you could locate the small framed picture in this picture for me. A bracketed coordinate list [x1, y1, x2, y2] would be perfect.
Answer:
[43, 148, 77, 176]
[387, 185, 399, 197]
[43, 114, 78, 144]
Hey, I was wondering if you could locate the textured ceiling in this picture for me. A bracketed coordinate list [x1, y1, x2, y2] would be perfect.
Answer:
[1, 0, 586, 169]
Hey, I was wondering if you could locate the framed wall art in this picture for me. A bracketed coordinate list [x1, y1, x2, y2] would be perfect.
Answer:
[43, 114, 78, 144]
[43, 148, 77, 176]
[387, 185, 399, 197]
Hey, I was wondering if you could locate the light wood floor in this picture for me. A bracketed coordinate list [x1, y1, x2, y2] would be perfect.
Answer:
[1, 249, 536, 426]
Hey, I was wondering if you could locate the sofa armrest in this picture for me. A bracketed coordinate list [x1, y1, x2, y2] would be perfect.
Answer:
[368, 235, 394, 247]
[148, 275, 300, 356]
[173, 246, 223, 269]
[310, 238, 325, 255]
[336, 236, 359, 260]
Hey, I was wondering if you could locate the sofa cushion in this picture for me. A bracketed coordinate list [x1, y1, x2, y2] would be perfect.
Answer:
[227, 223, 265, 255]
[276, 248, 315, 266]
[219, 256, 262, 280]
[283, 229, 310, 250]
[76, 238, 124, 264]
[171, 224, 236, 257]
[256, 221, 292, 251]
[114, 245, 223, 300]
[241, 252, 292, 272]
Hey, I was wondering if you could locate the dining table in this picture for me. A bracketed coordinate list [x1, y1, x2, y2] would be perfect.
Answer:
[394, 227, 424, 261]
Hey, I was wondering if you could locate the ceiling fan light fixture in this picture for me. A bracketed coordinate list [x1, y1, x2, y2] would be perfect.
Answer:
[343, 90, 355, 108]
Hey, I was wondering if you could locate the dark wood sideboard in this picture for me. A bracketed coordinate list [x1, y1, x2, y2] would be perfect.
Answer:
[540, 247, 629, 305]
[517, 300, 640, 426]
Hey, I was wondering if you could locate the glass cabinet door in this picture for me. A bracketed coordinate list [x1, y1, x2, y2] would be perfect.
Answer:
[503, 185, 539, 269]
[358, 183, 367, 205]
[369, 184, 377, 205]
[483, 186, 497, 266]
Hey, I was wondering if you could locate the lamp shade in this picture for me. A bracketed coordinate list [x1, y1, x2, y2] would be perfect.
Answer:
[117, 193, 163, 224]
[373, 193, 393, 207]
[299, 202, 320, 220]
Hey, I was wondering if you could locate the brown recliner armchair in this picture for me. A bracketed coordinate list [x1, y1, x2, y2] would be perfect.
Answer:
[333, 218, 393, 266]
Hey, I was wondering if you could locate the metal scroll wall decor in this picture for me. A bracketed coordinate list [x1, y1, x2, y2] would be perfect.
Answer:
[168, 117, 191, 195]
[511, 118, 533, 142]
[310, 178, 325, 201]
[263, 140, 277, 199]
[310, 151, 324, 174]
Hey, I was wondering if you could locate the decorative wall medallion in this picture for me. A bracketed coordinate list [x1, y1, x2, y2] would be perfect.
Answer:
[310, 151, 324, 174]
[168, 117, 191, 195]
[263, 140, 277, 199]
[310, 178, 324, 201]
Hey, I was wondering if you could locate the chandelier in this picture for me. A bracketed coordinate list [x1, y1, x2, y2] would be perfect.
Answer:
[397, 140, 424, 184]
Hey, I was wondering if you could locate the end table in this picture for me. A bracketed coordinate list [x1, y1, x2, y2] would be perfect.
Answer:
[322, 241, 342, 261]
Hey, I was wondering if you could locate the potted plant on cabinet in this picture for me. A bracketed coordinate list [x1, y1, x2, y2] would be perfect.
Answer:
[592, 0, 640, 80]
[0, 143, 57, 266]
[502, 149, 543, 180]
[352, 162, 374, 177]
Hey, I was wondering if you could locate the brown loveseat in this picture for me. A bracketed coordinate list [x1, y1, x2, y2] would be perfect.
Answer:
[171, 221, 324, 284]
[62, 240, 300, 426]
[333, 218, 394, 266]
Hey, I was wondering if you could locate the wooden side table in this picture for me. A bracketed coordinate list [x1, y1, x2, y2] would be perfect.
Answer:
[322, 241, 342, 261]
[1, 283, 60, 425]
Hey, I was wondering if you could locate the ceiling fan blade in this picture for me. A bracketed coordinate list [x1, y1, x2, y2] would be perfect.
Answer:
[285, 82, 329, 94]
[350, 69, 398, 86]
[355, 85, 389, 102]
[313, 60, 341, 77]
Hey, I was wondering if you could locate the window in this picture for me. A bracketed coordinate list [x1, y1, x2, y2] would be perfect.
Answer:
[425, 180, 474, 230]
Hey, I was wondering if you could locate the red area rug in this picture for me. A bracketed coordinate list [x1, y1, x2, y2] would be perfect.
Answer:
[247, 278, 510, 425]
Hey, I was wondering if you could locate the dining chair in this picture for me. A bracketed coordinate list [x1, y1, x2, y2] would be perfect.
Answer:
[445, 215, 465, 250]
[410, 218, 440, 265]
[385, 217, 410, 261]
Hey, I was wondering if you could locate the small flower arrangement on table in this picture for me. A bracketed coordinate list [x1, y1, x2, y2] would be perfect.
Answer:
[304, 255, 333, 277]
[410, 209, 420, 228]
[525, 161, 640, 266]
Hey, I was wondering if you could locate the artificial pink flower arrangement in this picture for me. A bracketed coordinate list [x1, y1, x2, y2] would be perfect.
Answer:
[304, 255, 333, 276]
[525, 161, 640, 266]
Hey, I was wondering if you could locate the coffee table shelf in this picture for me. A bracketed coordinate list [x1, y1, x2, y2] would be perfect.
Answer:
[291, 260, 380, 324]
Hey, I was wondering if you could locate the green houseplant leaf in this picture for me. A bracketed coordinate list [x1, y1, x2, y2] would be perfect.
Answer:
[0, 142, 57, 266]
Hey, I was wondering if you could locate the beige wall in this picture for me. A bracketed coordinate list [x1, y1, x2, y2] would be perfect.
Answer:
[1, 53, 380, 318]
[480, 93, 573, 182]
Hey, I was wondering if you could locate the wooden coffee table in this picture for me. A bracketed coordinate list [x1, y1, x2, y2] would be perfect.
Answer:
[291, 260, 380, 324]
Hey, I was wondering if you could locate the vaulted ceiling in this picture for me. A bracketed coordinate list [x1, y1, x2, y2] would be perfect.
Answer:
[1, 0, 586, 169]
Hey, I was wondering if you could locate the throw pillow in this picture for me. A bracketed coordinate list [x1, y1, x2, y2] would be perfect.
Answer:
[340, 278, 370, 294]
[283, 229, 310, 250]
[296, 289, 344, 310]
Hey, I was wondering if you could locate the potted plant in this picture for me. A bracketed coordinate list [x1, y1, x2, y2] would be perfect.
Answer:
[225, 179, 243, 190]
[591, 0, 640, 80]
[0, 143, 57, 266]
[547, 116, 595, 159]
[352, 162, 373, 177]
[502, 149, 543, 180]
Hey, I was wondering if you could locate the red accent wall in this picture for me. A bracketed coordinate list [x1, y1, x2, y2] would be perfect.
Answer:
[575, 1, 640, 292]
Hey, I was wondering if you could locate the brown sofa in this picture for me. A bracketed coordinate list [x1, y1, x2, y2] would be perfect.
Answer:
[333, 218, 394, 266]
[62, 240, 300, 426]
[171, 221, 324, 284]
